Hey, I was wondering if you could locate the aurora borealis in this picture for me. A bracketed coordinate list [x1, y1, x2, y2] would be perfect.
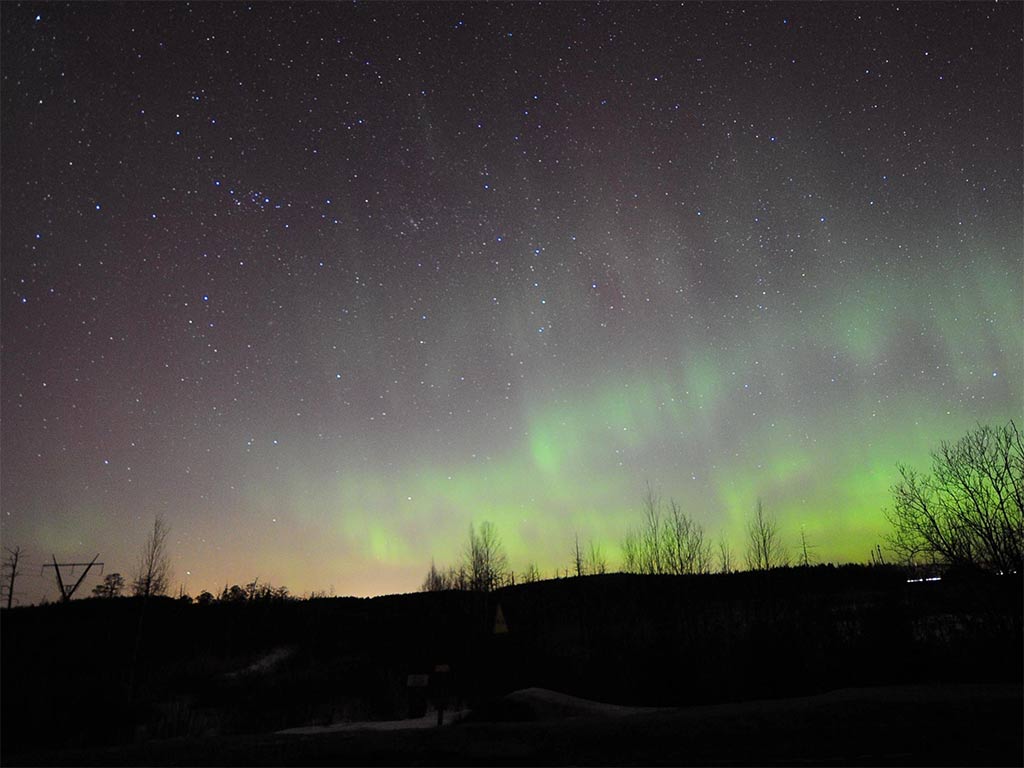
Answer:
[2, 3, 1021, 602]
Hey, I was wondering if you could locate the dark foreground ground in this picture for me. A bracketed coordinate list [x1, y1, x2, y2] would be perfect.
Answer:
[9, 683, 1022, 766]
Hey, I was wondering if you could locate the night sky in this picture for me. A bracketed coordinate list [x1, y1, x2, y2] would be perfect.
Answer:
[2, 2, 1021, 602]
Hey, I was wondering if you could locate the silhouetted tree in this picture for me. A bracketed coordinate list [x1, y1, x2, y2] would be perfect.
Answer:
[245, 578, 283, 600]
[718, 538, 734, 574]
[885, 421, 1023, 573]
[2, 546, 22, 609]
[745, 499, 789, 571]
[521, 562, 542, 583]
[92, 572, 125, 598]
[421, 559, 450, 591]
[663, 499, 713, 575]
[622, 529, 640, 573]
[422, 526, 508, 592]
[449, 565, 469, 590]
[797, 527, 817, 568]
[221, 584, 247, 602]
[640, 484, 664, 574]
[132, 515, 171, 597]
[196, 590, 215, 605]
[573, 534, 584, 577]
[586, 539, 608, 575]
[622, 486, 711, 574]
[869, 544, 887, 566]
[464, 521, 508, 592]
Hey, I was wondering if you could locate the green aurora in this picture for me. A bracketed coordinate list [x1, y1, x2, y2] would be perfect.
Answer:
[2, 3, 1020, 600]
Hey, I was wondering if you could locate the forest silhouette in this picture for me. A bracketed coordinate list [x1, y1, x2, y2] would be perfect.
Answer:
[2, 423, 1021, 766]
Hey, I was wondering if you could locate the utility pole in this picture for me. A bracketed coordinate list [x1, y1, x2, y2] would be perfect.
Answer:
[3, 546, 22, 609]
[42, 554, 104, 602]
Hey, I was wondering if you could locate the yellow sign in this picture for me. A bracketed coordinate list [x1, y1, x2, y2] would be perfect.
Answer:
[493, 603, 509, 634]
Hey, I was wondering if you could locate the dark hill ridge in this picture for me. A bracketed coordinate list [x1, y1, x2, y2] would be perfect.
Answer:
[2, 565, 1021, 763]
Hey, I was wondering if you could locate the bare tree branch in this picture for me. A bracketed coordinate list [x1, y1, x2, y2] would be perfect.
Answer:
[464, 521, 509, 592]
[885, 422, 1023, 573]
[132, 516, 171, 598]
[621, 487, 712, 575]
[745, 499, 789, 571]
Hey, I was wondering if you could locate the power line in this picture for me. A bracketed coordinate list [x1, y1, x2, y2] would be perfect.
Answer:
[41, 555, 104, 602]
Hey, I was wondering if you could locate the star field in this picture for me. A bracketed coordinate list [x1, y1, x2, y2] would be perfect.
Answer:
[2, 3, 1021, 600]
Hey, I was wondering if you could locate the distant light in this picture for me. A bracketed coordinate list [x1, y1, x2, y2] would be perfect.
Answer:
[202, 295, 209, 302]
[35, 14, 41, 22]
[906, 576, 942, 583]
[95, 203, 101, 210]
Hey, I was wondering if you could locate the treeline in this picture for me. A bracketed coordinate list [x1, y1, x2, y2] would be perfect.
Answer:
[423, 421, 1023, 592]
[8, 515, 306, 607]
[5, 422, 1019, 606]
[421, 522, 515, 592]
[421, 491, 791, 593]
[87, 576, 298, 605]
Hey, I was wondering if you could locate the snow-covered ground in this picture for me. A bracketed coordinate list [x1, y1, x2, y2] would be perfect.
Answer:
[276, 709, 470, 735]
[275, 687, 655, 735]
[503, 687, 659, 719]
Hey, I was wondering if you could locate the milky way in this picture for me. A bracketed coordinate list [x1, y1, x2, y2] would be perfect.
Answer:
[2, 3, 1020, 600]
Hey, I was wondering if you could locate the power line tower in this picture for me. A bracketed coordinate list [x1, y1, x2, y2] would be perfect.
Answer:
[42, 554, 104, 602]
[2, 546, 22, 609]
